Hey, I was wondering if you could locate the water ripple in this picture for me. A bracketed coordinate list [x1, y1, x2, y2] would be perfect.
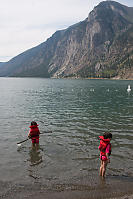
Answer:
[0, 78, 133, 189]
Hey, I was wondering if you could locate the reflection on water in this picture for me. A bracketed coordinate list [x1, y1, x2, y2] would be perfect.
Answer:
[28, 146, 43, 166]
[28, 146, 43, 180]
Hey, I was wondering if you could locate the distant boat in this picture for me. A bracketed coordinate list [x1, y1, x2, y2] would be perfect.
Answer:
[127, 85, 131, 92]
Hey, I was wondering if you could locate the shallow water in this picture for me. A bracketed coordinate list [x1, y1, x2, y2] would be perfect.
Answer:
[0, 77, 133, 198]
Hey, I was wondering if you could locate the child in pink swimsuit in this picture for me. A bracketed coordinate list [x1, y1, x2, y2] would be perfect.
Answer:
[99, 132, 112, 178]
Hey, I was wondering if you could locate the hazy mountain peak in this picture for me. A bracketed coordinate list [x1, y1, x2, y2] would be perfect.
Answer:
[88, 1, 129, 22]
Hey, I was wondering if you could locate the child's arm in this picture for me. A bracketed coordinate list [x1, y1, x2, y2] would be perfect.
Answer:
[28, 130, 31, 138]
[38, 128, 40, 135]
[106, 144, 111, 163]
[106, 153, 110, 163]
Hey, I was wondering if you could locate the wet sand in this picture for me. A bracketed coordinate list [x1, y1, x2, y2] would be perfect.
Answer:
[2, 187, 133, 199]
[1, 175, 133, 199]
[111, 195, 133, 199]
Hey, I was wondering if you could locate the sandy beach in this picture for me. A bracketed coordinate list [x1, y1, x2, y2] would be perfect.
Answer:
[2, 189, 133, 199]
[110, 195, 133, 199]
[1, 176, 133, 199]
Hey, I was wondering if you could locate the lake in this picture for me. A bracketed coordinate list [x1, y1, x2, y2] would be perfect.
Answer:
[0, 77, 133, 198]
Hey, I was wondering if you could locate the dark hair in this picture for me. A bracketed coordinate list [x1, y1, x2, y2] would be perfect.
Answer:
[103, 132, 112, 139]
[31, 121, 37, 126]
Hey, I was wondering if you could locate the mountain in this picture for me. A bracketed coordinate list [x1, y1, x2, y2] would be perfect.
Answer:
[0, 1, 133, 79]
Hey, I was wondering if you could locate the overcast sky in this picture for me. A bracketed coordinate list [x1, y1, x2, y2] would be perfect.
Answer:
[0, 0, 133, 62]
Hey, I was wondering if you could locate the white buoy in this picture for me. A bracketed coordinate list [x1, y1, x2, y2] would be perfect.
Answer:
[127, 85, 131, 92]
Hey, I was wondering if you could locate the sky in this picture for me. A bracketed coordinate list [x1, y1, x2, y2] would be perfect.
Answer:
[0, 0, 133, 62]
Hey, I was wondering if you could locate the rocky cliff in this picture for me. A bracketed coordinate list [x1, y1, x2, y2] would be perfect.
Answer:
[0, 1, 133, 79]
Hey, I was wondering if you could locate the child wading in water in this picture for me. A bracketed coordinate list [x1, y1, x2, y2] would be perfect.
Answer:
[28, 121, 40, 148]
[99, 132, 112, 178]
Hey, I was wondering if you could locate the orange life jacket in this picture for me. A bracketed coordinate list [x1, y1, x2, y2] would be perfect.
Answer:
[29, 125, 40, 138]
[99, 136, 111, 156]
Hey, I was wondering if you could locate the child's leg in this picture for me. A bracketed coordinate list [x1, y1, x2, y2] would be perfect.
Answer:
[100, 160, 104, 176]
[36, 137, 39, 149]
[36, 143, 39, 150]
[32, 143, 35, 148]
[102, 161, 108, 178]
[32, 138, 36, 148]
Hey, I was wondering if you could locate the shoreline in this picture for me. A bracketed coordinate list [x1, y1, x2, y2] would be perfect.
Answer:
[3, 189, 133, 199]
[110, 194, 133, 199]
[1, 176, 133, 199]
[1, 76, 133, 80]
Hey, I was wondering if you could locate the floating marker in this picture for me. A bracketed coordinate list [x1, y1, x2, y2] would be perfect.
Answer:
[127, 85, 131, 92]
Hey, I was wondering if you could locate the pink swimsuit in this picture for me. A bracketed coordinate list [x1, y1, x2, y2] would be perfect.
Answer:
[100, 144, 111, 161]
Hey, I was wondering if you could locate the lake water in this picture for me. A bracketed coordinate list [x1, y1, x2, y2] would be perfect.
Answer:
[0, 77, 133, 198]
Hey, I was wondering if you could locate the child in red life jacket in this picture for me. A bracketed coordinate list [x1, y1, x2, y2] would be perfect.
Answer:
[99, 132, 112, 178]
[28, 121, 40, 148]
